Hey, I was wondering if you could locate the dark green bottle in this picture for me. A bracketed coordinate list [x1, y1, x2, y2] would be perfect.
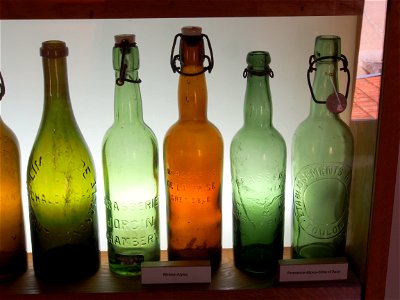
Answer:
[27, 41, 100, 280]
[102, 34, 160, 277]
[230, 51, 286, 275]
[292, 35, 354, 258]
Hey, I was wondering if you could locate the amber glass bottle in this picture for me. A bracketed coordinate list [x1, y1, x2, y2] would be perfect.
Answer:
[164, 26, 223, 270]
[0, 72, 27, 281]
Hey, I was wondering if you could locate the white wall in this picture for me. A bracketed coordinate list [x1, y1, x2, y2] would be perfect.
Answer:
[0, 17, 359, 251]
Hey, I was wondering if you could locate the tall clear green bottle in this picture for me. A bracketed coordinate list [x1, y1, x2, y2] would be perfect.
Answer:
[102, 34, 160, 276]
[27, 41, 99, 280]
[0, 72, 27, 281]
[230, 51, 286, 275]
[292, 35, 354, 258]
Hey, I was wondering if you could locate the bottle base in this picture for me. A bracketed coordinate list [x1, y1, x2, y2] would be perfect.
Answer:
[0, 250, 27, 282]
[234, 244, 281, 277]
[109, 263, 141, 277]
[292, 243, 344, 259]
[32, 244, 100, 281]
[168, 247, 221, 272]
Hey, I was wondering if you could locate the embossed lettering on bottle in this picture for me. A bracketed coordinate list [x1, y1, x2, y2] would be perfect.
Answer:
[294, 163, 351, 239]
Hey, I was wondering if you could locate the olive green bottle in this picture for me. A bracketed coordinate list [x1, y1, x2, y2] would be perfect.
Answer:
[27, 41, 99, 280]
[102, 34, 160, 277]
[230, 51, 286, 275]
[0, 72, 27, 281]
[292, 35, 354, 258]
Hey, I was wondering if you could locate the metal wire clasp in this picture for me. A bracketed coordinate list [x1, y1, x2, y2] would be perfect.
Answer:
[0, 71, 5, 101]
[307, 54, 350, 104]
[170, 33, 214, 76]
[116, 39, 142, 86]
[243, 67, 274, 78]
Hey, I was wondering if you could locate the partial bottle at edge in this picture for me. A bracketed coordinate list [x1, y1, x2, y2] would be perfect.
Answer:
[0, 72, 27, 281]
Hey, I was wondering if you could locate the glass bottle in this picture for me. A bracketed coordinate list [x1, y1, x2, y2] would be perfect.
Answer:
[0, 72, 27, 281]
[27, 41, 99, 280]
[230, 51, 286, 275]
[102, 34, 160, 277]
[292, 35, 354, 258]
[164, 26, 223, 271]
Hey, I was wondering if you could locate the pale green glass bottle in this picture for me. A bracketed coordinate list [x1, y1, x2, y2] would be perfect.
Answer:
[292, 35, 354, 258]
[27, 41, 99, 280]
[230, 51, 286, 275]
[102, 35, 160, 277]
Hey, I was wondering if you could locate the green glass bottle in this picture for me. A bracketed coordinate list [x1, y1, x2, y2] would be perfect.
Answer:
[164, 26, 223, 271]
[292, 35, 354, 258]
[27, 41, 99, 280]
[230, 51, 286, 275]
[102, 34, 160, 277]
[0, 72, 27, 281]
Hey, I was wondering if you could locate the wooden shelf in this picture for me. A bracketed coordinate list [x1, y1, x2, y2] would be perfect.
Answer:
[0, 0, 364, 19]
[0, 249, 361, 299]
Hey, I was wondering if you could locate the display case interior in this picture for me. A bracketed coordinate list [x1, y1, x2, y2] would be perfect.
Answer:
[0, 1, 398, 299]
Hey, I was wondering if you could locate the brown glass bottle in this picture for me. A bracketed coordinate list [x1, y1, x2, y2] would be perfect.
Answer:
[0, 72, 27, 281]
[164, 26, 223, 271]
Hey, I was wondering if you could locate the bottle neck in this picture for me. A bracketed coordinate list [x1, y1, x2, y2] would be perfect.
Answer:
[42, 56, 74, 116]
[243, 74, 272, 128]
[177, 35, 207, 121]
[114, 69, 143, 124]
[309, 61, 339, 118]
[178, 69, 207, 121]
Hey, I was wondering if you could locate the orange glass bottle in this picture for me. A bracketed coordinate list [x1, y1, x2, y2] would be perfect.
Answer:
[164, 26, 223, 270]
[0, 72, 27, 281]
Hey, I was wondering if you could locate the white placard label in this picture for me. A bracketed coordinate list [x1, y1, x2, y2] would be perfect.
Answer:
[279, 257, 348, 282]
[141, 260, 211, 284]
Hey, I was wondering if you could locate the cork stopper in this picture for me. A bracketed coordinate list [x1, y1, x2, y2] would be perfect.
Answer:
[40, 40, 68, 58]
[114, 34, 136, 45]
[181, 26, 202, 36]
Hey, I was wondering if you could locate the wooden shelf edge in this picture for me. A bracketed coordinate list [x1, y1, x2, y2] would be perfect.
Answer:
[0, 249, 361, 300]
[0, 0, 364, 20]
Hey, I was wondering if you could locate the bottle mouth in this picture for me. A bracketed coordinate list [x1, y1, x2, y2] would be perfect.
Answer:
[114, 34, 135, 45]
[247, 51, 271, 68]
[181, 26, 202, 36]
[314, 35, 341, 58]
[40, 40, 69, 58]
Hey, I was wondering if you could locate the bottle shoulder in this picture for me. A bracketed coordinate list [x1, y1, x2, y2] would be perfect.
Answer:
[164, 120, 223, 141]
[232, 126, 285, 145]
[0, 119, 19, 149]
[28, 126, 94, 165]
[294, 115, 353, 139]
[103, 123, 158, 147]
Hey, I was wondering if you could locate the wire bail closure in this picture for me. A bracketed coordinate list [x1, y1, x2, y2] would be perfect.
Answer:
[243, 67, 274, 78]
[0, 71, 5, 101]
[307, 54, 350, 104]
[116, 39, 142, 86]
[170, 33, 214, 76]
